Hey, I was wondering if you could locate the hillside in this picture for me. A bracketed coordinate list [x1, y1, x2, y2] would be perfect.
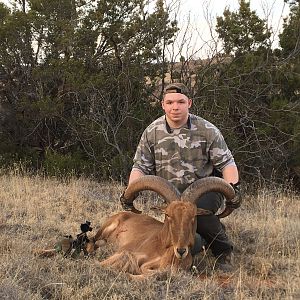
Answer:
[0, 173, 299, 299]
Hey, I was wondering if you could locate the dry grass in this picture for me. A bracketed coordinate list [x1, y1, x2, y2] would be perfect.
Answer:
[0, 171, 299, 299]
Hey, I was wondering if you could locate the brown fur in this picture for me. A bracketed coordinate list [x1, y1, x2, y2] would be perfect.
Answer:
[91, 201, 208, 277]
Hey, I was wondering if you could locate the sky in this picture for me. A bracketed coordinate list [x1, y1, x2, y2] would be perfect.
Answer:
[165, 0, 290, 58]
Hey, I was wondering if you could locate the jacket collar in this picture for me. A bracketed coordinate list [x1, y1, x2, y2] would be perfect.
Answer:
[165, 114, 191, 133]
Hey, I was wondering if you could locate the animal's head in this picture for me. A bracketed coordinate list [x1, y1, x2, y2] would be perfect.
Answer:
[122, 175, 235, 259]
[163, 201, 197, 259]
[161, 201, 214, 259]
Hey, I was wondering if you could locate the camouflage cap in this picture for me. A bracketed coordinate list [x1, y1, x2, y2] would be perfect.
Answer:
[163, 83, 190, 98]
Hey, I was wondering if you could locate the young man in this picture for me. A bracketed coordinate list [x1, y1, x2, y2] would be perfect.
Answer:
[123, 82, 241, 271]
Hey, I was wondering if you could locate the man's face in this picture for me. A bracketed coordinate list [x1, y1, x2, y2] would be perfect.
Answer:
[162, 92, 192, 127]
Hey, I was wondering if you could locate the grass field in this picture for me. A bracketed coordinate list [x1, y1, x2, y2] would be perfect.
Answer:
[0, 171, 299, 299]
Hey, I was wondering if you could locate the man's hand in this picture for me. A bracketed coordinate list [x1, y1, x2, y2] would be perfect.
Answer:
[120, 189, 133, 211]
[119, 189, 140, 212]
[227, 182, 242, 209]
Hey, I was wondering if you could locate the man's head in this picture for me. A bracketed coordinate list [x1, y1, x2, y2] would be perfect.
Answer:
[162, 83, 192, 128]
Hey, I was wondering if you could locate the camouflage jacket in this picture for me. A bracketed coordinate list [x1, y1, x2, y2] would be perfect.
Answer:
[132, 114, 236, 192]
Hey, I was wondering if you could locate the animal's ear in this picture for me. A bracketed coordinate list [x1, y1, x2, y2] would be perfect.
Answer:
[150, 205, 167, 213]
[196, 208, 213, 216]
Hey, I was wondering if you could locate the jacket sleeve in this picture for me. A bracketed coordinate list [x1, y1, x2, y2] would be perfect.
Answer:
[209, 129, 236, 171]
[132, 129, 155, 175]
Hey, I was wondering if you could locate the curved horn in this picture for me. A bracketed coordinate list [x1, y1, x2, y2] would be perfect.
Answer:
[181, 177, 235, 218]
[215, 206, 235, 218]
[123, 175, 181, 212]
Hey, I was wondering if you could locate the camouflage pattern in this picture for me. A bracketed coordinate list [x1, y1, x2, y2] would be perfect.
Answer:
[133, 114, 236, 192]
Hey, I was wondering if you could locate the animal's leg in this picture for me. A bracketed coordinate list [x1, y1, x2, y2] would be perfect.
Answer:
[33, 249, 57, 258]
[99, 251, 142, 275]
[128, 273, 148, 280]
[94, 218, 120, 241]
[127, 257, 167, 280]
[91, 217, 121, 252]
[98, 252, 124, 267]
[140, 257, 161, 274]
[85, 239, 106, 255]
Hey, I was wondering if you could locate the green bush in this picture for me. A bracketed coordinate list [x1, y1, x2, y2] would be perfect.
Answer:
[43, 149, 89, 177]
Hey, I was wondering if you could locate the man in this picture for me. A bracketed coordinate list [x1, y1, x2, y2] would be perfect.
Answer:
[122, 82, 241, 271]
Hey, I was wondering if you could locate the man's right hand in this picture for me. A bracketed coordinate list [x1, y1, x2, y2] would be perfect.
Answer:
[119, 189, 140, 212]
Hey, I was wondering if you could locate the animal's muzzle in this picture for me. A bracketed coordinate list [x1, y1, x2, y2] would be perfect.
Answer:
[175, 247, 188, 259]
